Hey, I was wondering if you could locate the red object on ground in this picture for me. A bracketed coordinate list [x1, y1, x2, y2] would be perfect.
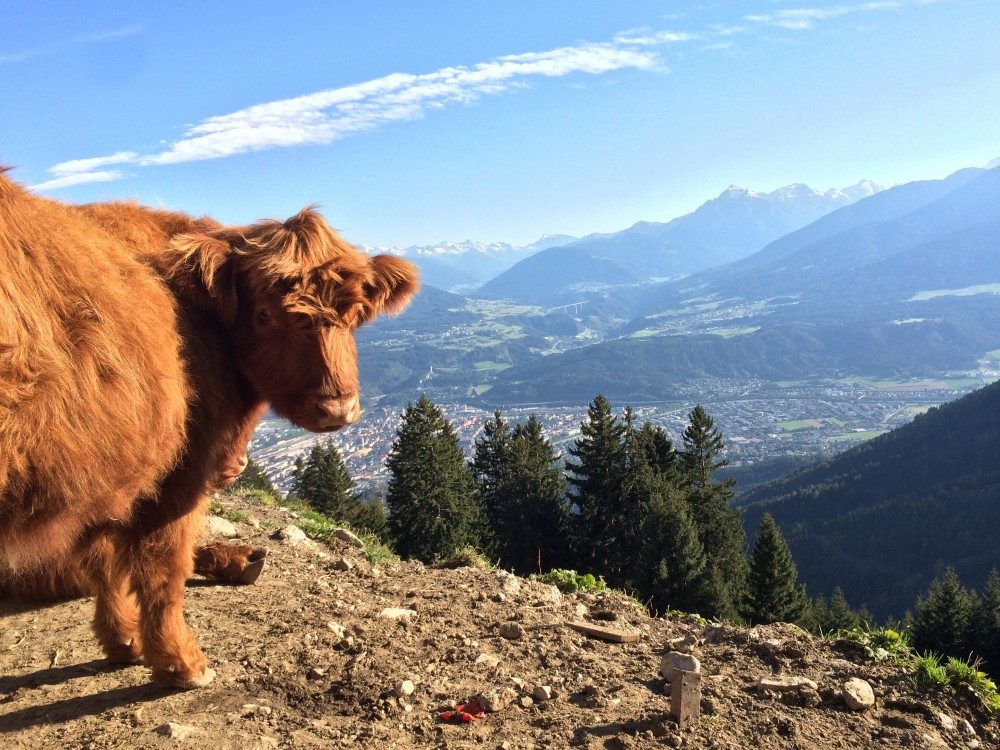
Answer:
[440, 696, 487, 723]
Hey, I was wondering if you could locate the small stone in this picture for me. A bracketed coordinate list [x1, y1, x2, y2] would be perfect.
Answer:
[380, 607, 417, 619]
[842, 678, 875, 711]
[660, 652, 701, 683]
[271, 525, 309, 545]
[332, 528, 366, 548]
[307, 667, 326, 680]
[519, 696, 534, 708]
[477, 688, 517, 713]
[957, 719, 976, 737]
[327, 621, 347, 639]
[532, 685, 553, 702]
[203, 515, 238, 538]
[937, 712, 956, 732]
[757, 676, 818, 692]
[130, 707, 146, 726]
[475, 653, 501, 668]
[499, 622, 526, 641]
[396, 679, 415, 697]
[492, 592, 507, 603]
[331, 556, 354, 572]
[666, 634, 699, 654]
[574, 603, 588, 618]
[155, 722, 196, 740]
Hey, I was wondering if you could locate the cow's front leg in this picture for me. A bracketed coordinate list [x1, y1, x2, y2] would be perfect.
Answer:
[131, 493, 214, 688]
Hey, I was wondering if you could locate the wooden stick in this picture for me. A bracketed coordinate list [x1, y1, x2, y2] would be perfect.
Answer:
[564, 620, 640, 643]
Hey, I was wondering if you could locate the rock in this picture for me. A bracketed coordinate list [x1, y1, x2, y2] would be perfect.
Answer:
[533, 685, 553, 701]
[574, 603, 588, 618]
[331, 556, 354, 572]
[476, 688, 517, 712]
[155, 722, 196, 740]
[203, 515, 238, 538]
[307, 667, 326, 680]
[842, 678, 875, 711]
[492, 592, 507, 603]
[499, 622, 526, 641]
[380, 607, 417, 619]
[497, 572, 521, 596]
[519, 696, 534, 708]
[327, 621, 347, 639]
[666, 634, 699, 654]
[957, 719, 976, 737]
[396, 679, 415, 697]
[332, 528, 365, 548]
[130, 708, 146, 726]
[937, 713, 956, 732]
[757, 676, 818, 692]
[475, 653, 501, 668]
[660, 651, 701, 683]
[271, 525, 309, 546]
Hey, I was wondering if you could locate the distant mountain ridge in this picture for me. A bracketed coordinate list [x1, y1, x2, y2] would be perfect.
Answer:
[478, 179, 882, 305]
[361, 234, 577, 292]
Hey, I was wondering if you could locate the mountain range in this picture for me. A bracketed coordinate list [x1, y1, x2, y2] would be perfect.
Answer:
[362, 234, 576, 292]
[487, 165, 1000, 403]
[478, 180, 881, 305]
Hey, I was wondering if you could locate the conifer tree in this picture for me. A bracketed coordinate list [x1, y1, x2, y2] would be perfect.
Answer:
[679, 405, 747, 620]
[290, 442, 387, 537]
[637, 477, 712, 615]
[386, 396, 487, 562]
[233, 456, 278, 497]
[635, 421, 677, 477]
[744, 514, 808, 625]
[827, 587, 862, 631]
[910, 568, 976, 658]
[472, 411, 515, 531]
[972, 570, 1000, 671]
[506, 416, 572, 573]
[566, 395, 628, 579]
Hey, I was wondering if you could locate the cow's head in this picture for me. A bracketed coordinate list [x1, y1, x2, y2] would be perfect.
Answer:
[169, 207, 418, 431]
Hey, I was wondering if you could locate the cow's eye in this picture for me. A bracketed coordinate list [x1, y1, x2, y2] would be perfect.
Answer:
[256, 308, 273, 326]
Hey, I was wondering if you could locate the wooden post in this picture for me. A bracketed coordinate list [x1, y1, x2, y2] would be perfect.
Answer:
[670, 669, 701, 729]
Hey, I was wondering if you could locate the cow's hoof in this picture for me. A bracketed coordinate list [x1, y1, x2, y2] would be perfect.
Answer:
[238, 555, 266, 585]
[104, 638, 142, 664]
[155, 666, 217, 689]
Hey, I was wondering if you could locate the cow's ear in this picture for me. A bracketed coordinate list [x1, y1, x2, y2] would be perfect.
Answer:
[169, 233, 239, 325]
[365, 255, 419, 317]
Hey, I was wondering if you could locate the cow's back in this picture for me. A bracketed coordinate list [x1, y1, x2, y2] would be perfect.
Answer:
[0, 170, 188, 570]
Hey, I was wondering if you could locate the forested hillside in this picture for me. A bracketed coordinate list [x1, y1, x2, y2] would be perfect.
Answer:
[739, 380, 1000, 618]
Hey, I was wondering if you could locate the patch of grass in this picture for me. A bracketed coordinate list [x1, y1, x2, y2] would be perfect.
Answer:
[438, 546, 494, 570]
[779, 419, 822, 431]
[946, 657, 1000, 712]
[911, 653, 950, 687]
[263, 495, 398, 565]
[835, 626, 910, 662]
[828, 429, 885, 443]
[533, 569, 607, 595]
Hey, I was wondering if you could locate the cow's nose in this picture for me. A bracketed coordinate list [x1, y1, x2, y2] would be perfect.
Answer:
[311, 393, 361, 429]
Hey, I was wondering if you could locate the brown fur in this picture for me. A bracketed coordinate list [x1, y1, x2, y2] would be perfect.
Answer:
[0, 171, 418, 686]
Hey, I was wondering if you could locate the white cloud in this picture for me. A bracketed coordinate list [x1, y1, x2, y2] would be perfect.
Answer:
[30, 170, 126, 191]
[746, 2, 902, 30]
[0, 24, 143, 65]
[34, 35, 670, 187]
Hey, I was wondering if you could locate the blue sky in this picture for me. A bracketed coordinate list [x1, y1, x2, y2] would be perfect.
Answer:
[1, 1, 997, 246]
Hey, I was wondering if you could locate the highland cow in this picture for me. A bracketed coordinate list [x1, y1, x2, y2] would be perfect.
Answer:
[0, 170, 418, 687]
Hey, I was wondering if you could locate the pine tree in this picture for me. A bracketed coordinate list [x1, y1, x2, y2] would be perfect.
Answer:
[566, 395, 628, 581]
[506, 416, 572, 573]
[679, 405, 747, 620]
[910, 568, 976, 658]
[386, 396, 486, 562]
[290, 442, 387, 537]
[472, 411, 515, 536]
[291, 443, 359, 519]
[636, 476, 712, 615]
[635, 421, 677, 477]
[972, 570, 1000, 671]
[233, 456, 278, 497]
[827, 587, 862, 631]
[744, 514, 808, 625]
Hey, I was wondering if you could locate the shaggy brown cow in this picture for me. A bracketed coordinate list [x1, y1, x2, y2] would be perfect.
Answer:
[0, 170, 418, 687]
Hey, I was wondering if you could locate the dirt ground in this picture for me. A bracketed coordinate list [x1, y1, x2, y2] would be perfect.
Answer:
[1, 493, 995, 749]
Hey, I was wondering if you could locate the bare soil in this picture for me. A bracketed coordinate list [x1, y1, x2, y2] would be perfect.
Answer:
[1, 493, 995, 749]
